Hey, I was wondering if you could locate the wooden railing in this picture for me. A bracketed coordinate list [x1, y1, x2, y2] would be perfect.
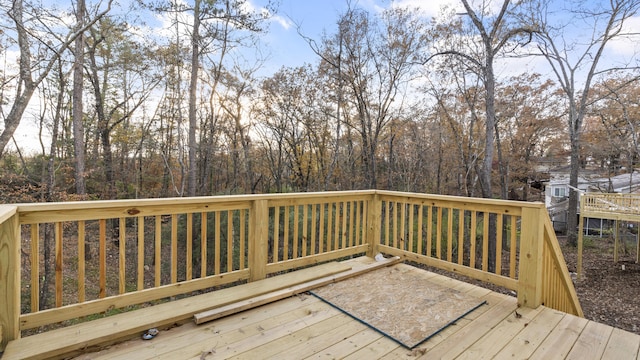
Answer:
[370, 191, 582, 316]
[577, 193, 640, 279]
[581, 193, 640, 218]
[0, 190, 582, 350]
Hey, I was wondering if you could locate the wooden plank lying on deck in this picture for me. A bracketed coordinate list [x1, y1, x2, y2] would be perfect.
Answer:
[1, 261, 352, 360]
[194, 256, 401, 324]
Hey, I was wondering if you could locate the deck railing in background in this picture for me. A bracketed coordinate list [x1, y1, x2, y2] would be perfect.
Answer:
[0, 190, 582, 351]
[581, 193, 640, 217]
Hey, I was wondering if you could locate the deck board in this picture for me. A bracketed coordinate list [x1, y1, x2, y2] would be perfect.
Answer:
[566, 320, 614, 360]
[415, 296, 516, 359]
[160, 303, 344, 359]
[302, 327, 384, 359]
[67, 259, 640, 360]
[3, 261, 352, 360]
[341, 336, 399, 359]
[261, 316, 367, 360]
[529, 312, 589, 360]
[456, 304, 545, 359]
[493, 307, 566, 359]
[602, 328, 640, 359]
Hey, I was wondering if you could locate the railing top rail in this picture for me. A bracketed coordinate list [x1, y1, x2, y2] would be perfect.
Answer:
[13, 190, 545, 224]
[0, 205, 17, 223]
[15, 191, 378, 224]
[14, 190, 379, 213]
[582, 193, 640, 199]
[13, 190, 544, 213]
[375, 190, 545, 209]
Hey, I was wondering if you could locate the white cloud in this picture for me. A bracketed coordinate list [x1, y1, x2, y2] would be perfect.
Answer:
[608, 15, 640, 58]
[271, 14, 293, 30]
[392, 0, 461, 17]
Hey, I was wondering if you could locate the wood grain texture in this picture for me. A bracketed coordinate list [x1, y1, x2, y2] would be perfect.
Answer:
[3, 262, 351, 360]
[0, 206, 19, 351]
[11, 257, 636, 360]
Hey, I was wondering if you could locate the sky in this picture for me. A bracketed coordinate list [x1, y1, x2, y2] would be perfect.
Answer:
[257, 0, 640, 78]
[258, 0, 458, 74]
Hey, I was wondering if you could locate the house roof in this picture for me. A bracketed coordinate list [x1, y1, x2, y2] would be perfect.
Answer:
[546, 170, 640, 193]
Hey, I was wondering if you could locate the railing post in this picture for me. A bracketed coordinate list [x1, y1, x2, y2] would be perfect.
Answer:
[366, 193, 381, 257]
[0, 206, 19, 351]
[249, 199, 268, 282]
[517, 206, 544, 309]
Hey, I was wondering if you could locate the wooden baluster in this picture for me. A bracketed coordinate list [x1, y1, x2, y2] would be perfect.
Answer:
[470, 212, 477, 269]
[186, 213, 193, 280]
[447, 208, 453, 262]
[201, 212, 207, 277]
[283, 206, 290, 260]
[215, 212, 221, 275]
[496, 214, 503, 276]
[99, 219, 106, 298]
[137, 216, 144, 290]
[55, 222, 63, 307]
[273, 206, 280, 262]
[293, 206, 299, 259]
[436, 207, 442, 259]
[30, 224, 40, 311]
[458, 209, 465, 265]
[171, 214, 178, 284]
[239, 209, 246, 269]
[154, 216, 161, 287]
[227, 210, 233, 271]
[482, 212, 489, 272]
[119, 217, 126, 294]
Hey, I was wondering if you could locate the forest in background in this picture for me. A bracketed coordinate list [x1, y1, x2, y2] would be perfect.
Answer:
[0, 0, 639, 232]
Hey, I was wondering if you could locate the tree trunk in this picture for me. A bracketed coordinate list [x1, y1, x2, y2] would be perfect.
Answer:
[40, 59, 66, 310]
[480, 55, 495, 199]
[567, 117, 581, 246]
[187, 0, 201, 197]
[0, 0, 35, 158]
[0, 0, 111, 159]
[72, 0, 87, 195]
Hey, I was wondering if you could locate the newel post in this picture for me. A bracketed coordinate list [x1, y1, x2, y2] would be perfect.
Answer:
[366, 193, 382, 257]
[517, 205, 544, 309]
[249, 199, 268, 282]
[0, 206, 20, 351]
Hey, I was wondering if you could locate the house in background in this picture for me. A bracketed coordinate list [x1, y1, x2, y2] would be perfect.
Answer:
[544, 168, 640, 233]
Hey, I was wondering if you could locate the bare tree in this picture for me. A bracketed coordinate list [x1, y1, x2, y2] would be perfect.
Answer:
[317, 5, 428, 188]
[86, 17, 161, 200]
[427, 0, 537, 199]
[0, 0, 112, 159]
[161, 0, 273, 196]
[534, 0, 640, 246]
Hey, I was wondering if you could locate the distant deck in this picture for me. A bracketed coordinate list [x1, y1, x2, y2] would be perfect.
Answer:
[68, 257, 639, 360]
[578, 193, 640, 276]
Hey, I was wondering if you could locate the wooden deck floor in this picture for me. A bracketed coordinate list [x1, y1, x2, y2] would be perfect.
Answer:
[70, 258, 640, 360]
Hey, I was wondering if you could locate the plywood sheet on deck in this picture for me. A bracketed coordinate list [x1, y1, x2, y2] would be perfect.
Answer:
[310, 264, 486, 349]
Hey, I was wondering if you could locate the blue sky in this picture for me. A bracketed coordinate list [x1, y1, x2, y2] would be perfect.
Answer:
[263, 0, 351, 71]
[265, 0, 639, 83]
[256, 0, 381, 74]
[254, 0, 455, 75]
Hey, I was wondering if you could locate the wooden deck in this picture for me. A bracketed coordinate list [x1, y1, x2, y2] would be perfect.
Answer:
[66, 257, 640, 360]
